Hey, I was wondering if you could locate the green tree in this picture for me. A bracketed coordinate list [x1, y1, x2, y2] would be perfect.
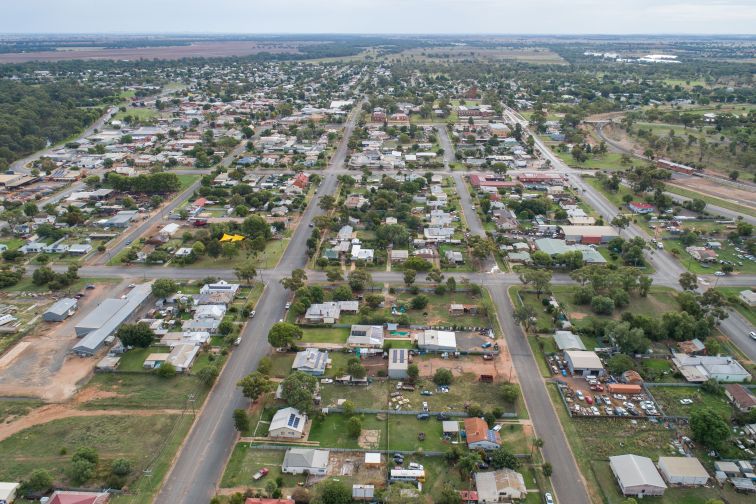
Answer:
[411, 295, 429, 310]
[347, 416, 362, 438]
[433, 368, 453, 386]
[607, 353, 635, 375]
[312, 479, 351, 504]
[267, 322, 303, 348]
[20, 469, 53, 494]
[69, 458, 95, 485]
[116, 322, 155, 348]
[281, 268, 307, 291]
[519, 268, 552, 298]
[155, 362, 176, 378]
[679, 272, 698, 291]
[237, 371, 273, 402]
[152, 278, 178, 299]
[233, 408, 250, 432]
[690, 408, 730, 449]
[403, 269, 416, 287]
[196, 365, 219, 386]
[258, 356, 273, 375]
[280, 372, 319, 413]
[500, 383, 520, 403]
[348, 269, 372, 291]
[346, 358, 367, 379]
[490, 446, 519, 470]
[110, 458, 132, 476]
[407, 363, 420, 382]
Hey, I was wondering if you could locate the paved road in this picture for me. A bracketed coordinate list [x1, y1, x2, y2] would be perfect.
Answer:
[719, 310, 756, 362]
[154, 101, 363, 504]
[489, 284, 592, 504]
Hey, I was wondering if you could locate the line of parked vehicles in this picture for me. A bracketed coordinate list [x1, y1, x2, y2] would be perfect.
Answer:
[567, 388, 659, 417]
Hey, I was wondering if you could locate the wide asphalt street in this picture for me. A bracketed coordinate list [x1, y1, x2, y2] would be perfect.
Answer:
[154, 102, 362, 504]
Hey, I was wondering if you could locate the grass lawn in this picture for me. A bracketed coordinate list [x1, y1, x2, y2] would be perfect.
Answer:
[387, 415, 448, 452]
[0, 414, 184, 489]
[390, 290, 493, 327]
[300, 327, 349, 344]
[267, 353, 295, 378]
[117, 346, 171, 372]
[556, 151, 628, 171]
[0, 399, 43, 423]
[0, 238, 25, 251]
[110, 414, 194, 504]
[113, 107, 158, 121]
[648, 385, 734, 419]
[308, 413, 387, 450]
[584, 176, 639, 210]
[79, 373, 209, 410]
[176, 174, 200, 191]
[221, 445, 305, 488]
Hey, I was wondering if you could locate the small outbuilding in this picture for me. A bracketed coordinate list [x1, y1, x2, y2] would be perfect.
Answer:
[43, 298, 78, 322]
[564, 350, 605, 378]
[609, 454, 667, 497]
[658, 457, 709, 486]
[388, 348, 409, 379]
[0, 482, 20, 504]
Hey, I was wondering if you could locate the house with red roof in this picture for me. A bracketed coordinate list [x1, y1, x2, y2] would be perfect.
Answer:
[292, 172, 309, 189]
[464, 417, 501, 450]
[48, 490, 110, 504]
[627, 201, 655, 214]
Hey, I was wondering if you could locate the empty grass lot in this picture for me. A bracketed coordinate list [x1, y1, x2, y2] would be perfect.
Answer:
[300, 327, 349, 344]
[78, 373, 209, 410]
[308, 413, 387, 449]
[221, 446, 305, 489]
[0, 414, 182, 487]
[648, 385, 733, 418]
[0, 399, 42, 423]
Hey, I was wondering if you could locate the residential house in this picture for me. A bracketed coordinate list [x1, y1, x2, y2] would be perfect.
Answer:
[347, 325, 384, 348]
[672, 353, 751, 383]
[559, 225, 619, 245]
[269, 407, 308, 439]
[292, 348, 330, 376]
[390, 250, 409, 263]
[464, 417, 501, 450]
[474, 469, 527, 502]
[417, 330, 457, 352]
[282, 448, 329, 475]
[47, 491, 111, 504]
[304, 301, 358, 324]
[739, 290, 756, 307]
[166, 343, 200, 372]
[627, 202, 655, 214]
[725, 384, 756, 412]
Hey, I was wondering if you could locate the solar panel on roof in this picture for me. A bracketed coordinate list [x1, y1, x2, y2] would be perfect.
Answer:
[288, 414, 296, 427]
[293, 417, 300, 428]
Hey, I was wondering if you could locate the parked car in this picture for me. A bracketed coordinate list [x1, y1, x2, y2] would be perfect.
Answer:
[575, 390, 585, 401]
[545, 492, 554, 504]
[284, 302, 291, 310]
[249, 310, 256, 318]
[749, 331, 756, 341]
[416, 413, 430, 420]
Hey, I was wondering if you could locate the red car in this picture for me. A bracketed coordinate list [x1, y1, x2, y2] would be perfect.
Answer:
[585, 395, 594, 405]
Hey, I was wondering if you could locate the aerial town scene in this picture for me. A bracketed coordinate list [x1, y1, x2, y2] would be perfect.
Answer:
[0, 2, 754, 504]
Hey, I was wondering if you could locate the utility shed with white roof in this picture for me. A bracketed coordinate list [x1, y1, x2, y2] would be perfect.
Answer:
[658, 457, 709, 486]
[609, 454, 667, 497]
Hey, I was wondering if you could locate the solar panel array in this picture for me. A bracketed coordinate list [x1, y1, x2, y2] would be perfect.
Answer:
[391, 349, 405, 364]
[287, 413, 301, 429]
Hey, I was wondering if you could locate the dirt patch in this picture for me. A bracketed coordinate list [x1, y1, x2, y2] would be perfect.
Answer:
[358, 429, 381, 449]
[0, 280, 130, 402]
[72, 385, 122, 405]
[416, 350, 517, 383]
[327, 451, 386, 486]
[670, 177, 756, 210]
[569, 312, 589, 320]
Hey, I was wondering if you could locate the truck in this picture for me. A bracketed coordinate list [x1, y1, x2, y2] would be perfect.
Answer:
[252, 468, 269, 480]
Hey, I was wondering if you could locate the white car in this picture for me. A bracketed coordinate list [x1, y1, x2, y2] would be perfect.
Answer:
[591, 406, 600, 416]
[284, 302, 291, 310]
[320, 378, 333, 384]
[679, 398, 694, 405]
[749, 331, 756, 341]
[249, 310, 256, 318]
[545, 492, 554, 504]
[575, 390, 585, 401]
[714, 271, 726, 277]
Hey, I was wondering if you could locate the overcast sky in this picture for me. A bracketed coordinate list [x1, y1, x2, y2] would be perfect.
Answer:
[2, 0, 755, 35]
